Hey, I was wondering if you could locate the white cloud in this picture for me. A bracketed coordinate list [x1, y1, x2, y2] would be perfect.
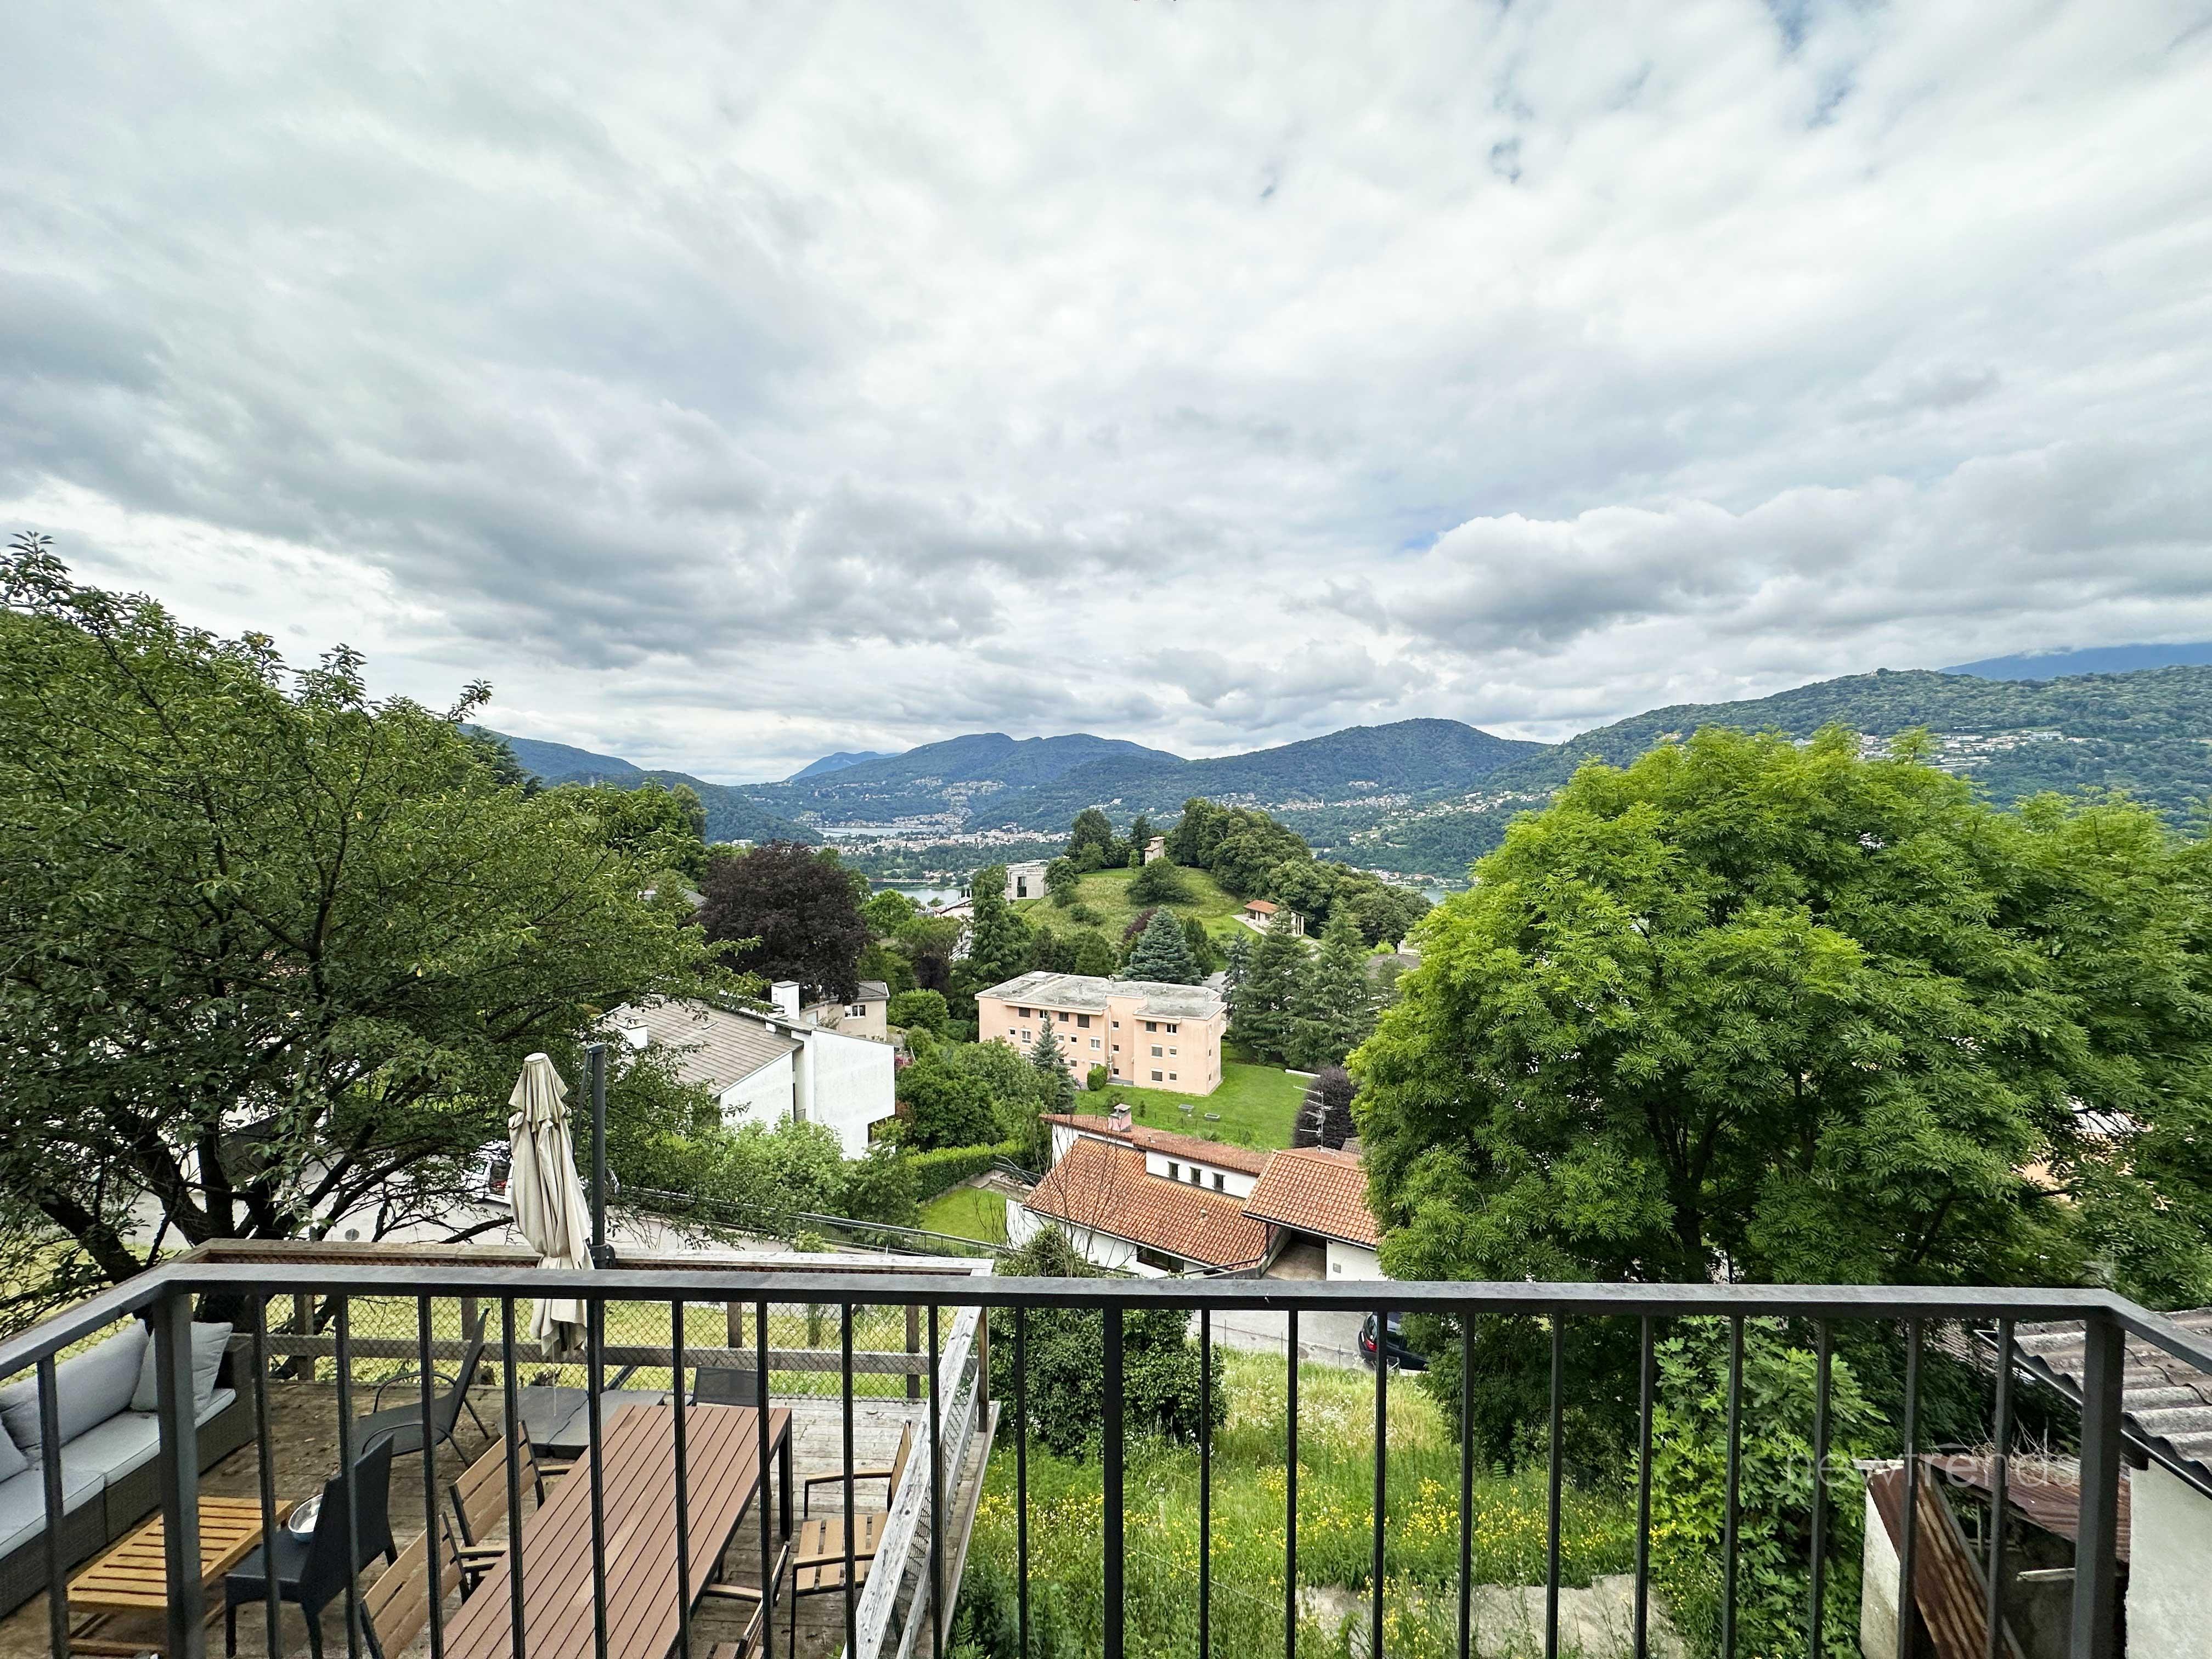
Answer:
[3, 1, 2210, 776]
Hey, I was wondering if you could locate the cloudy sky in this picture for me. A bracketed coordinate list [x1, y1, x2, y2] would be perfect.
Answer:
[7, 3, 2211, 781]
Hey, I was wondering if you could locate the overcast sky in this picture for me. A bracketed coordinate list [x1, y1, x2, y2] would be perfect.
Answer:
[7, 3, 2211, 782]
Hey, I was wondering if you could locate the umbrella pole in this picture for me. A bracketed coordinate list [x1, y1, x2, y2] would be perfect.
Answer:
[588, 1041, 616, 1267]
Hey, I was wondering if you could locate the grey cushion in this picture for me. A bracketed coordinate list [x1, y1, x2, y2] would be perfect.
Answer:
[0, 1463, 105, 1558]
[54, 1389, 234, 1489]
[0, 1324, 149, 1460]
[129, 1321, 232, 1415]
[0, 1423, 24, 1483]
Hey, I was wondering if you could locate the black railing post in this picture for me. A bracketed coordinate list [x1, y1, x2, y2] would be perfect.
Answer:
[588, 1293, 608, 1659]
[1199, 1307, 1212, 1659]
[842, 1301, 858, 1655]
[2070, 1312, 2123, 1659]
[502, 1297, 527, 1659]
[1896, 1319, 1922, 1659]
[672, 1299, 692, 1659]
[1284, 1306, 1299, 1659]
[335, 1296, 361, 1659]
[1545, 1317, 1564, 1659]
[1809, 1320, 1832, 1658]
[251, 1295, 281, 1659]
[1985, 1317, 2014, 1659]
[1104, 1304, 1125, 1659]
[36, 1356, 66, 1659]
[419, 1296, 446, 1659]
[150, 1285, 207, 1659]
[1721, 1314, 1743, 1659]
[1634, 1314, 1654, 1659]
[1373, 1307, 1388, 1659]
[1459, 1313, 1475, 1659]
[1016, 1306, 1030, 1659]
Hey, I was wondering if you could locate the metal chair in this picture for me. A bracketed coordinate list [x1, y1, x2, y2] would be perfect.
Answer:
[225, 1437, 399, 1659]
[356, 1320, 490, 1465]
[692, 1365, 764, 1408]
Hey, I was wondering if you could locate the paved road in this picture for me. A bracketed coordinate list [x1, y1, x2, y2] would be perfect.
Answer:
[1190, 1307, 1367, 1370]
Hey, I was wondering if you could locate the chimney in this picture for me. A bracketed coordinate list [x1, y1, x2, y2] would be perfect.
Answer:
[619, 1024, 650, 1052]
[1107, 1102, 1132, 1135]
[770, 981, 803, 1019]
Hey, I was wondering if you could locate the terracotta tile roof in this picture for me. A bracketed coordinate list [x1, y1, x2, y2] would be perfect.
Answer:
[1241, 1147, 1380, 1249]
[1041, 1113, 1269, 1176]
[2007, 1309, 2212, 1497]
[1243, 898, 1278, 913]
[1022, 1137, 1268, 1270]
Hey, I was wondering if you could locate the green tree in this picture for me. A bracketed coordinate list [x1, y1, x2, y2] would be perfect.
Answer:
[1044, 856, 1080, 906]
[1126, 858, 1193, 906]
[1123, 907, 1202, 984]
[699, 840, 871, 1002]
[888, 989, 951, 1035]
[1181, 913, 1221, 977]
[1223, 930, 1254, 999]
[1069, 929, 1119, 977]
[1126, 813, 1154, 865]
[1065, 809, 1119, 873]
[0, 538, 731, 1308]
[548, 781, 712, 884]
[1362, 726, 2212, 1302]
[1286, 911, 1376, 1070]
[963, 865, 1035, 988]
[894, 1048, 1000, 1149]
[1029, 1022, 1077, 1160]
[864, 888, 920, 935]
[1232, 916, 1310, 1062]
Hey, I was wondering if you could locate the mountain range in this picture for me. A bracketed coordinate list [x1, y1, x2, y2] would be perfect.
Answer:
[480, 653, 2212, 879]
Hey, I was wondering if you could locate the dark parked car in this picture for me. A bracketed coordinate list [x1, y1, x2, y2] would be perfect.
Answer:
[1358, 1311, 1427, 1372]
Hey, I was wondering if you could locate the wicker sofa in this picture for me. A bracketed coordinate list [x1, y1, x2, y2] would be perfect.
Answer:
[0, 1318, 252, 1617]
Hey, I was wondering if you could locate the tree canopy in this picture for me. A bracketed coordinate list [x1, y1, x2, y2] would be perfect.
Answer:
[0, 537, 730, 1315]
[1123, 906, 1203, 984]
[698, 840, 871, 1002]
[1358, 726, 2212, 1306]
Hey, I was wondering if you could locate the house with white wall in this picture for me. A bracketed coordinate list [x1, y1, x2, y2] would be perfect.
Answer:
[608, 988, 895, 1157]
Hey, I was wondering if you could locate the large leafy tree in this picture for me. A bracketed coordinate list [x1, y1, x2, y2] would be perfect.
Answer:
[1065, 808, 1120, 873]
[0, 538, 728, 1316]
[698, 840, 871, 1002]
[1360, 726, 2212, 1301]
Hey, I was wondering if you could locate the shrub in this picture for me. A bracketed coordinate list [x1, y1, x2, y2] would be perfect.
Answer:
[907, 1139, 1025, 1202]
[889, 988, 951, 1034]
[1127, 859, 1194, 906]
[1086, 1064, 1108, 1091]
[1068, 902, 1101, 925]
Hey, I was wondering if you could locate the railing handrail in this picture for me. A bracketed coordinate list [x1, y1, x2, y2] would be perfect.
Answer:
[9, 1258, 2211, 1379]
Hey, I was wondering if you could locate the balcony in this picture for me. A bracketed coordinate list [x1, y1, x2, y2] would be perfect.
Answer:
[0, 1248, 2204, 1659]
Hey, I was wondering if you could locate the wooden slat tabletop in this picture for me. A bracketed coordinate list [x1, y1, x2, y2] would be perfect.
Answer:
[444, 1403, 790, 1659]
[70, 1496, 286, 1613]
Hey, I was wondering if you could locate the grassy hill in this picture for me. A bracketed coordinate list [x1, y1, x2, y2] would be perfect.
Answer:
[1012, 863, 1248, 946]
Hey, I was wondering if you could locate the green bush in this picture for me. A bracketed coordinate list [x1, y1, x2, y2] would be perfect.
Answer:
[1086, 1064, 1108, 1091]
[1068, 901, 1101, 924]
[1127, 859, 1194, 906]
[907, 1139, 1024, 1201]
[1651, 1319, 1878, 1659]
[888, 988, 951, 1034]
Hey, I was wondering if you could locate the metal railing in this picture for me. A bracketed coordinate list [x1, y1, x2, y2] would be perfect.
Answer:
[3, 1266, 2208, 1659]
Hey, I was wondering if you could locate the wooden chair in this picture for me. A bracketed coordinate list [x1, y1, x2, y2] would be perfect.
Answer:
[800, 1421, 912, 1516]
[362, 1512, 464, 1659]
[447, 1428, 567, 1590]
[700, 1542, 789, 1659]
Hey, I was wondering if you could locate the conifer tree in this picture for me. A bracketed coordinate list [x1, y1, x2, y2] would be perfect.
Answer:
[1232, 916, 1309, 1062]
[1123, 906, 1201, 984]
[1030, 1019, 1076, 1119]
[1288, 911, 1376, 1069]
[1223, 930, 1254, 998]
[962, 864, 1033, 986]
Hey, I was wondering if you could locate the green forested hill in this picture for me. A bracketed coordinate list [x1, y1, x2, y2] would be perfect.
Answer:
[1350, 665, 2212, 879]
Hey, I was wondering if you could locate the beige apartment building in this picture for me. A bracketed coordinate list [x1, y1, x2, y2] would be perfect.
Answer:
[975, 970, 1227, 1093]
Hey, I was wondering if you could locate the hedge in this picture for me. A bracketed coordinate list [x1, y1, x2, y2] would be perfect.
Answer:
[909, 1139, 1025, 1203]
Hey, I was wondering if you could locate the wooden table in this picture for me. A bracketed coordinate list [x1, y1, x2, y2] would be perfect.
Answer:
[444, 1402, 792, 1659]
[68, 1495, 290, 1656]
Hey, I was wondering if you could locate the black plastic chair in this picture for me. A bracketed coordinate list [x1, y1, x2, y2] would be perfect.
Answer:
[692, 1365, 763, 1407]
[355, 1322, 489, 1464]
[225, 1437, 399, 1659]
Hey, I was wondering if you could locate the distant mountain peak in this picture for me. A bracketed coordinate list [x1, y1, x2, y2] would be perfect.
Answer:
[788, 750, 894, 781]
[1943, 642, 2212, 681]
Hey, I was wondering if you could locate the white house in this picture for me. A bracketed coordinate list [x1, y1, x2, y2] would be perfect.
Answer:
[1002, 861, 1051, 901]
[608, 989, 896, 1157]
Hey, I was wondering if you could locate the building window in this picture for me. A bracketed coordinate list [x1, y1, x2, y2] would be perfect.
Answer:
[1151, 1070, 1163, 1081]
[1169, 1073, 1177, 1081]
[847, 1004, 866, 1018]
[1020, 1029, 1032, 1042]
[1136, 1245, 1182, 1273]
[1059, 1011, 1070, 1022]
[1168, 1161, 1180, 1181]
[1169, 1047, 1177, 1057]
[1166, 1023, 1179, 1034]
[1111, 1043, 1120, 1052]
[1150, 1045, 1163, 1057]
[1212, 1172, 1224, 1191]
[1111, 1020, 1119, 1029]
[1091, 1037, 1102, 1049]
[1144, 1020, 1156, 1032]
[1076, 1014, 1091, 1029]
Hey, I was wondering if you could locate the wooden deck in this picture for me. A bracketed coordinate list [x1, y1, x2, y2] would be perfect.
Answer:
[0, 1387, 988, 1659]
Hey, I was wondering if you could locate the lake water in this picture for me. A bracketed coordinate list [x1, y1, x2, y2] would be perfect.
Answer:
[876, 883, 966, 908]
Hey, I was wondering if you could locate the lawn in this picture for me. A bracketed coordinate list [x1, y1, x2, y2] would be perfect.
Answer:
[1068, 1060, 1308, 1150]
[957, 1349, 1639, 1658]
[917, 1183, 1010, 1245]
[1013, 862, 1249, 946]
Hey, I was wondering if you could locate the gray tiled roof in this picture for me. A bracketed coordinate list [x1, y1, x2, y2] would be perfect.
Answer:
[978, 970, 1223, 1020]
[607, 998, 798, 1093]
[2009, 1308, 2212, 1498]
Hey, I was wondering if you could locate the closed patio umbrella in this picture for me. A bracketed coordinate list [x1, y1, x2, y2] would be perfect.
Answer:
[507, 1052, 593, 1355]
